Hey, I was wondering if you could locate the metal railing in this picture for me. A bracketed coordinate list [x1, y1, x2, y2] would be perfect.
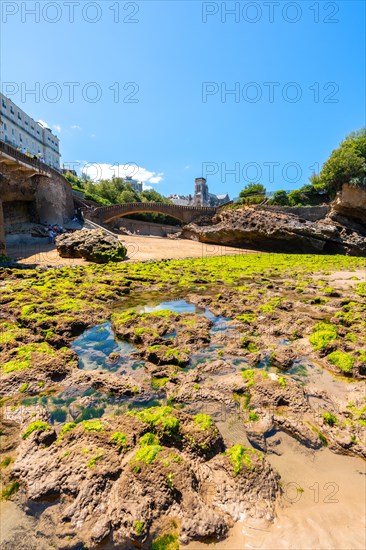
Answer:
[0, 139, 55, 175]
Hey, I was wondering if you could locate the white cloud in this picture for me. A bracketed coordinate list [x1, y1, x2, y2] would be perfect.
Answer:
[81, 163, 164, 185]
[90, 133, 96, 138]
[71, 124, 81, 130]
[37, 119, 49, 129]
[184, 165, 190, 170]
[149, 173, 164, 184]
[53, 124, 61, 133]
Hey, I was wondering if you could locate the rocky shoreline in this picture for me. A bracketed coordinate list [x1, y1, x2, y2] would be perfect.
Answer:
[181, 184, 366, 256]
[182, 206, 366, 255]
[0, 253, 365, 548]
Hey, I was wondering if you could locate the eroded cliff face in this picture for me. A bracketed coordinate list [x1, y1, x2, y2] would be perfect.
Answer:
[33, 173, 74, 225]
[332, 183, 366, 223]
[182, 186, 366, 256]
[0, 167, 74, 251]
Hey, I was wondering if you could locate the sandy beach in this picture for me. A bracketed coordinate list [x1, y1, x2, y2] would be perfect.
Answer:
[6, 235, 259, 266]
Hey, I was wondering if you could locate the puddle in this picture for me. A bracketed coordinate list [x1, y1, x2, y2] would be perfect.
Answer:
[71, 299, 233, 375]
[69, 297, 358, 423]
[137, 298, 233, 335]
[72, 322, 138, 372]
[137, 299, 200, 315]
[288, 357, 358, 400]
[277, 338, 291, 346]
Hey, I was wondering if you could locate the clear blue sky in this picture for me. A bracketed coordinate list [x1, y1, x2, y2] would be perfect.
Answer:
[1, 0, 365, 197]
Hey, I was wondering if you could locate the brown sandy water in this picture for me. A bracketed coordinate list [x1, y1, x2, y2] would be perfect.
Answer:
[187, 432, 366, 550]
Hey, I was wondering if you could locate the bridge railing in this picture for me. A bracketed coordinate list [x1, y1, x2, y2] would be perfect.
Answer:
[93, 202, 219, 214]
[0, 139, 75, 189]
[0, 139, 58, 177]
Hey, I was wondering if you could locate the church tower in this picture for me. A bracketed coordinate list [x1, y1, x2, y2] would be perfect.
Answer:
[194, 177, 209, 206]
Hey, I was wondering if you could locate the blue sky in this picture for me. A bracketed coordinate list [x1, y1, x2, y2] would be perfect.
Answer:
[1, 0, 365, 197]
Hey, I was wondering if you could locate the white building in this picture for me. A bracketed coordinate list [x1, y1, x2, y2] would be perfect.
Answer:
[0, 93, 61, 169]
[124, 176, 143, 193]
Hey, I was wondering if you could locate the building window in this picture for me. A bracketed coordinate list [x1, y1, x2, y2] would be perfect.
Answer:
[18, 112, 21, 120]
[25, 119, 28, 125]
[2, 99, 6, 108]
[19, 134, 22, 142]
[11, 128, 14, 135]
[4, 123, 7, 130]
[10, 106, 14, 114]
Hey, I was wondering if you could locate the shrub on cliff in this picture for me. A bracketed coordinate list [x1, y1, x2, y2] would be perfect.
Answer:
[317, 129, 366, 195]
[271, 190, 289, 205]
[239, 183, 266, 204]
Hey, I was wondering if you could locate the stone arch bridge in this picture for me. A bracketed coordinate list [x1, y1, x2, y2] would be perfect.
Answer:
[87, 202, 222, 225]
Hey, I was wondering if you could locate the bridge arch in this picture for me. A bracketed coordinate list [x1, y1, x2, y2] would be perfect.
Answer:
[89, 202, 220, 226]
[103, 207, 186, 224]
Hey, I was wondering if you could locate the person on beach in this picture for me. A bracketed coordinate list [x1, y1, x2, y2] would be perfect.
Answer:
[48, 229, 56, 244]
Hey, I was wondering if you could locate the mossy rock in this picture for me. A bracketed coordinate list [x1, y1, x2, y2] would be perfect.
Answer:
[56, 229, 127, 263]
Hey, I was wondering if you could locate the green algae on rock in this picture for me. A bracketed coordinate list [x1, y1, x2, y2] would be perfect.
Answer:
[56, 229, 127, 263]
[1, 252, 366, 547]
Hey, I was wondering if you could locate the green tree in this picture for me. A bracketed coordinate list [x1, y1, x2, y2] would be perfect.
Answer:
[139, 189, 171, 203]
[239, 183, 266, 204]
[287, 189, 302, 206]
[287, 183, 324, 206]
[81, 172, 92, 183]
[318, 128, 366, 194]
[64, 171, 80, 186]
[119, 187, 139, 203]
[271, 190, 289, 206]
[239, 183, 266, 198]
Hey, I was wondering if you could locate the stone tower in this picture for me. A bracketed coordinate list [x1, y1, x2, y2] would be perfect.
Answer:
[194, 177, 209, 206]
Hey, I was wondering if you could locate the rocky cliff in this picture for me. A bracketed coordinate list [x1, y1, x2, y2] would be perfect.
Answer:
[182, 185, 366, 256]
[0, 162, 74, 254]
[331, 183, 366, 223]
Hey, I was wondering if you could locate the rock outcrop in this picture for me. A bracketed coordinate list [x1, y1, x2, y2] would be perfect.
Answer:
[182, 202, 366, 256]
[332, 183, 366, 223]
[11, 409, 279, 548]
[56, 229, 127, 263]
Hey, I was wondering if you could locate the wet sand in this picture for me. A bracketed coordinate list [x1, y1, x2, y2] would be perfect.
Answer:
[187, 432, 366, 550]
[6, 235, 258, 266]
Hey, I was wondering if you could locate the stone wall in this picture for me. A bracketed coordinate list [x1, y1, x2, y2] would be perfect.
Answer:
[0, 200, 5, 255]
[0, 160, 74, 254]
[258, 204, 330, 221]
[33, 173, 74, 225]
[111, 217, 181, 237]
[3, 200, 38, 231]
